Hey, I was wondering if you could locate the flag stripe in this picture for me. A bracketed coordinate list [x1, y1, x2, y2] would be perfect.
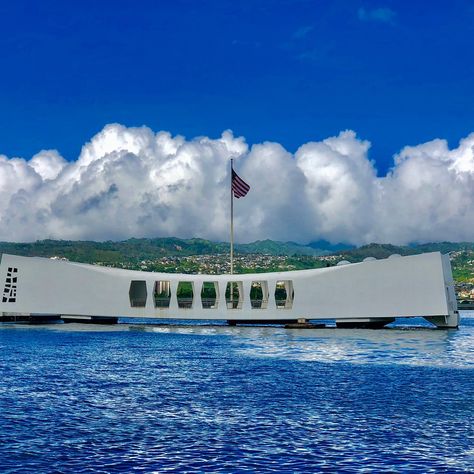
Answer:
[233, 181, 248, 195]
[232, 168, 250, 198]
[232, 176, 249, 192]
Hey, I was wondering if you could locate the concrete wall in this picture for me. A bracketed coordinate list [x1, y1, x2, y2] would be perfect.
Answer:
[0, 252, 458, 326]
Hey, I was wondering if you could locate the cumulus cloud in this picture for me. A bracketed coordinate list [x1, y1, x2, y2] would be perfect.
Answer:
[0, 123, 474, 245]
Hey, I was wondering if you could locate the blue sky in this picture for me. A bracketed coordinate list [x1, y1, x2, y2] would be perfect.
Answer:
[1, 0, 473, 175]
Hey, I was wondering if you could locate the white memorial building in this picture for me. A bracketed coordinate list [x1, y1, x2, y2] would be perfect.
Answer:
[0, 251, 459, 328]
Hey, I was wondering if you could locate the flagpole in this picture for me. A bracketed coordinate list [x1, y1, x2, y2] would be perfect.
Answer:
[229, 159, 250, 310]
[230, 158, 234, 276]
[230, 158, 234, 309]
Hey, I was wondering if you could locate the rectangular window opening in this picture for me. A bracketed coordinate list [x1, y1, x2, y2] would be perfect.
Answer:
[201, 281, 219, 309]
[275, 280, 294, 309]
[177, 281, 194, 309]
[226, 282, 243, 309]
[250, 281, 269, 309]
[154, 280, 171, 308]
[129, 280, 147, 307]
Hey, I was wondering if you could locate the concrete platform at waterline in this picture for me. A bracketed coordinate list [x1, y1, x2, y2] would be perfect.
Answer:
[0, 252, 459, 328]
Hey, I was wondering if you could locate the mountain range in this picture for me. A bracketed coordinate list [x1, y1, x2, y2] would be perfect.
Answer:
[1, 237, 473, 264]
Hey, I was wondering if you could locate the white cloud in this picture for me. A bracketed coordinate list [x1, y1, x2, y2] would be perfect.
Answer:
[293, 25, 314, 39]
[296, 131, 376, 243]
[29, 150, 67, 181]
[0, 123, 474, 245]
[358, 6, 397, 25]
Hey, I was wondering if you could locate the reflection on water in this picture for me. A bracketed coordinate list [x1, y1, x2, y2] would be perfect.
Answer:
[143, 314, 474, 368]
[234, 321, 474, 368]
[3, 313, 474, 369]
[1, 313, 474, 472]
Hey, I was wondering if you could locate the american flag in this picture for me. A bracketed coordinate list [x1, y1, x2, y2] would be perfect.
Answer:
[232, 167, 250, 198]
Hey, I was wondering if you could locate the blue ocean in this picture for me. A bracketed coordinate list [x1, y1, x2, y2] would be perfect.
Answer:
[1, 316, 474, 473]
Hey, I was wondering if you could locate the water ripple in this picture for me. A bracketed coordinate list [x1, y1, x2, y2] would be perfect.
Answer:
[1, 314, 474, 472]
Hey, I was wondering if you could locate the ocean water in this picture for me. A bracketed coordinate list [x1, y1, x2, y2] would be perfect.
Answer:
[1, 315, 474, 473]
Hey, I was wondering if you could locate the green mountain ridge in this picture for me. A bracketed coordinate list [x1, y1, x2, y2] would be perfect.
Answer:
[0, 237, 325, 263]
[1, 238, 473, 283]
[1, 238, 474, 263]
[341, 242, 474, 261]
